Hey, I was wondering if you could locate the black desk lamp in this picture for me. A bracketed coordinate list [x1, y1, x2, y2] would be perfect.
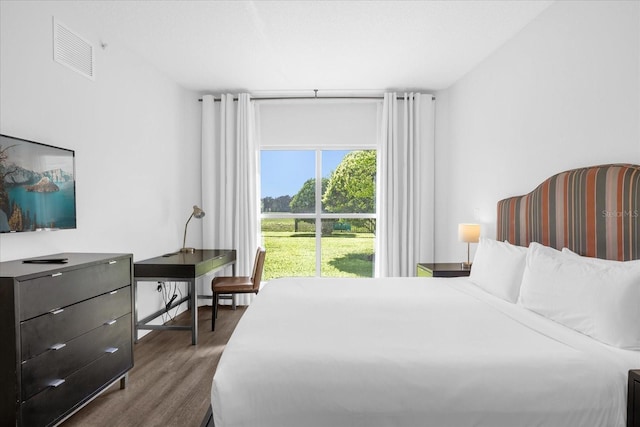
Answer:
[180, 205, 205, 253]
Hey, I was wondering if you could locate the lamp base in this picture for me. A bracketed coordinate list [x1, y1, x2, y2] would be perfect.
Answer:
[180, 247, 196, 253]
[461, 261, 472, 270]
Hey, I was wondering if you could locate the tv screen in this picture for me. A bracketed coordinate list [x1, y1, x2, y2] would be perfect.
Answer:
[0, 134, 76, 232]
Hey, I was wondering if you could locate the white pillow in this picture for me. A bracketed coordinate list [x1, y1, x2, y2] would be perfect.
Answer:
[519, 242, 640, 349]
[469, 238, 528, 303]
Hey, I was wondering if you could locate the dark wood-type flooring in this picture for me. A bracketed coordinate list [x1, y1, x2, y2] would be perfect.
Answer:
[63, 305, 247, 427]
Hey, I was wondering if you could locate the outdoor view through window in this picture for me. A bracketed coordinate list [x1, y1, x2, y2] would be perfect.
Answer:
[261, 150, 376, 280]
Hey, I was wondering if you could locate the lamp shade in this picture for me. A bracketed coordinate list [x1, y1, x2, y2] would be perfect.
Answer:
[192, 205, 205, 219]
[458, 223, 480, 243]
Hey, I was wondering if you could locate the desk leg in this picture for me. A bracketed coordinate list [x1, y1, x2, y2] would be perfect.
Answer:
[231, 263, 237, 310]
[190, 278, 198, 345]
[133, 279, 139, 344]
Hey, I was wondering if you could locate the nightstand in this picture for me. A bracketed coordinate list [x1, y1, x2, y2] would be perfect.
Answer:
[416, 263, 471, 278]
[629, 370, 640, 427]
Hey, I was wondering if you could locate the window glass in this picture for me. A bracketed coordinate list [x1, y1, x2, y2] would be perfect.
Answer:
[261, 217, 316, 278]
[321, 218, 375, 278]
[261, 150, 376, 280]
[261, 151, 314, 213]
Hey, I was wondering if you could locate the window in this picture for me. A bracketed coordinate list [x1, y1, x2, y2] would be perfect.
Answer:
[261, 149, 376, 280]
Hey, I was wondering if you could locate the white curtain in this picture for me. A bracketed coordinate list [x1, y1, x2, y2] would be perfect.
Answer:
[201, 93, 260, 304]
[376, 93, 435, 277]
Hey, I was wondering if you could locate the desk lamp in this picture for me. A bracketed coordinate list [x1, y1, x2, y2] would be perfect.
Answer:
[181, 205, 205, 253]
[458, 223, 480, 269]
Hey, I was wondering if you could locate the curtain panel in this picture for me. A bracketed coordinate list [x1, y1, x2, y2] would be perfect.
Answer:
[201, 94, 260, 304]
[376, 93, 435, 277]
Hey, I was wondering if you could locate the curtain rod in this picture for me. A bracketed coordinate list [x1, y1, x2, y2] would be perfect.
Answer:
[197, 94, 435, 102]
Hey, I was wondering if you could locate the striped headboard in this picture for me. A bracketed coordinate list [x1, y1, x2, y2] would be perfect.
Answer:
[497, 164, 640, 261]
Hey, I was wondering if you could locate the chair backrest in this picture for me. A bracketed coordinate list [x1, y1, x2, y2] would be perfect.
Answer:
[250, 247, 266, 291]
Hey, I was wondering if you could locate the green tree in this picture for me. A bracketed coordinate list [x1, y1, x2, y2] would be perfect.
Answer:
[275, 195, 292, 212]
[8, 201, 22, 231]
[290, 178, 328, 213]
[323, 150, 375, 208]
[262, 195, 293, 213]
[290, 178, 329, 233]
[261, 196, 273, 213]
[323, 150, 376, 233]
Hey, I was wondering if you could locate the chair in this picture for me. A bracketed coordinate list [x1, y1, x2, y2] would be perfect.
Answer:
[211, 247, 266, 331]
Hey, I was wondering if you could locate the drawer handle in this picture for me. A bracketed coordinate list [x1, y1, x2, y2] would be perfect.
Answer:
[51, 272, 62, 278]
[109, 290, 118, 295]
[49, 308, 64, 315]
[109, 260, 117, 265]
[49, 379, 65, 388]
[105, 347, 119, 354]
[105, 319, 117, 326]
[50, 343, 66, 351]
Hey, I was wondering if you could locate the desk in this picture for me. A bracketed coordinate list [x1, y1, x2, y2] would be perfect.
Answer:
[134, 249, 236, 345]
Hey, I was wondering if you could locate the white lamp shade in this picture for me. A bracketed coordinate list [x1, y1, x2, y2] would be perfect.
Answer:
[458, 223, 480, 243]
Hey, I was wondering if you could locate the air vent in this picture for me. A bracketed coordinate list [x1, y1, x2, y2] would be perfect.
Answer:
[53, 18, 95, 80]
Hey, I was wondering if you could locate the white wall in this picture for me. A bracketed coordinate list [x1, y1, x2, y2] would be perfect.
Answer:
[434, 0, 640, 262]
[0, 2, 202, 337]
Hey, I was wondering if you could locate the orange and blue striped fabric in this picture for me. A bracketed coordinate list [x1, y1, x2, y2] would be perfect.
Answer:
[497, 164, 640, 261]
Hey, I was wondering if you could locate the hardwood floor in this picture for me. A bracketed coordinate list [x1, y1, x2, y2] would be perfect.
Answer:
[63, 305, 247, 427]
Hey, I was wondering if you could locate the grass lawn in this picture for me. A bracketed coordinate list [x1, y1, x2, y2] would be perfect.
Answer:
[261, 218, 374, 280]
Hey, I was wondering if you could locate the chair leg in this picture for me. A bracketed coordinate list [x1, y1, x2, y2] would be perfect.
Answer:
[212, 292, 217, 331]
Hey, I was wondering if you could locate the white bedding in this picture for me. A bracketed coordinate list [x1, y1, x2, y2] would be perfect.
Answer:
[211, 277, 639, 427]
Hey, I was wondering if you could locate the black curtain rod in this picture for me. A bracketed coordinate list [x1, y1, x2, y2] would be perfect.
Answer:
[198, 95, 435, 102]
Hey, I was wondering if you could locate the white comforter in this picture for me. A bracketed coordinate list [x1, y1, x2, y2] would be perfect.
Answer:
[212, 277, 639, 427]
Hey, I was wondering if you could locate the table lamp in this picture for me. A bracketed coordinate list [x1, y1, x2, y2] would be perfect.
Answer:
[458, 223, 480, 269]
[181, 205, 205, 253]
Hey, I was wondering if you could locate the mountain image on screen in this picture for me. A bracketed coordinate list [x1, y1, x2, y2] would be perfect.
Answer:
[0, 135, 76, 232]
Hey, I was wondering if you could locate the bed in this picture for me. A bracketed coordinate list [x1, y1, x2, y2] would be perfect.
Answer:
[210, 163, 640, 427]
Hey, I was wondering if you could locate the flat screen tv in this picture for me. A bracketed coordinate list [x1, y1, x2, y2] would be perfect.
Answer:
[0, 134, 76, 232]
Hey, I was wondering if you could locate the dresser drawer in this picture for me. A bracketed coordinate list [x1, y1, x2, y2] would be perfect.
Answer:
[20, 338, 131, 427]
[21, 286, 131, 360]
[19, 258, 131, 321]
[21, 313, 132, 401]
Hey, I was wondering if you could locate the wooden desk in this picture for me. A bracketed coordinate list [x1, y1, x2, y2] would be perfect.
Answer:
[134, 249, 236, 345]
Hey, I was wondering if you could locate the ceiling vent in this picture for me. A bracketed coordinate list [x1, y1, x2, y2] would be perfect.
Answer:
[53, 18, 95, 80]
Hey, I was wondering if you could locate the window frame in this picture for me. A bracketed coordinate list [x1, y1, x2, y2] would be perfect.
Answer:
[260, 147, 377, 277]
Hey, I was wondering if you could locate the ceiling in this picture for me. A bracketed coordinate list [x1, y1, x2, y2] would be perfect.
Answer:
[72, 0, 554, 94]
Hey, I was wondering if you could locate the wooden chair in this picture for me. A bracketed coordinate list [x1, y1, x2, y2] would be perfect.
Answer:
[211, 247, 266, 331]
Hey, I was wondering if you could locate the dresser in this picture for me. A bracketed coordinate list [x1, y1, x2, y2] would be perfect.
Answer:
[630, 370, 640, 427]
[0, 253, 134, 426]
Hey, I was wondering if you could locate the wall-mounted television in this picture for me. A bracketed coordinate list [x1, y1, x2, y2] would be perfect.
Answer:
[0, 134, 76, 232]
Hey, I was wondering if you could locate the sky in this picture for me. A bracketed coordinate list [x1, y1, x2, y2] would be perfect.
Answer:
[261, 150, 349, 198]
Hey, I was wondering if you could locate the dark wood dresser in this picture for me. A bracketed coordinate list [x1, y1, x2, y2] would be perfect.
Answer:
[630, 370, 640, 427]
[0, 253, 134, 426]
